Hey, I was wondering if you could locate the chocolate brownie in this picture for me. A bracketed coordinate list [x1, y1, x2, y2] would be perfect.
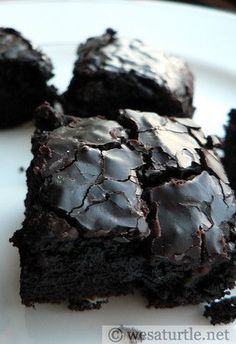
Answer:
[0, 28, 56, 128]
[223, 109, 236, 192]
[10, 104, 236, 312]
[63, 29, 194, 119]
[204, 296, 236, 325]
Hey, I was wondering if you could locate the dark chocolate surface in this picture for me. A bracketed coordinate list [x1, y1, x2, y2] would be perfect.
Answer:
[0, 28, 55, 128]
[76, 29, 191, 93]
[0, 27, 53, 78]
[31, 108, 149, 238]
[10, 104, 236, 313]
[120, 109, 202, 173]
[151, 171, 234, 261]
[64, 29, 194, 118]
[25, 104, 235, 257]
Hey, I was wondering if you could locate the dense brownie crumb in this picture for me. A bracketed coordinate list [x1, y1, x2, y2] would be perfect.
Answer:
[0, 28, 57, 128]
[204, 296, 236, 325]
[63, 29, 194, 119]
[223, 109, 236, 192]
[10, 103, 235, 313]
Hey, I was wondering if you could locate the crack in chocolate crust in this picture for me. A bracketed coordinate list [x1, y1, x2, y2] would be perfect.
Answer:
[41, 145, 148, 237]
[63, 28, 194, 118]
[150, 172, 234, 264]
[10, 103, 236, 314]
[23, 104, 235, 252]
[119, 109, 202, 175]
[119, 110, 227, 186]
[27, 104, 149, 239]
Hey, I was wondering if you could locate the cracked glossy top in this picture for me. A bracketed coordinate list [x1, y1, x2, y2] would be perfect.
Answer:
[151, 171, 235, 261]
[29, 104, 235, 262]
[75, 28, 193, 100]
[0, 28, 53, 78]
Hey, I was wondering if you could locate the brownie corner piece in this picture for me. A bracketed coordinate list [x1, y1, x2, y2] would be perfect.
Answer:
[63, 28, 194, 119]
[10, 104, 149, 309]
[0, 27, 56, 128]
[11, 105, 236, 313]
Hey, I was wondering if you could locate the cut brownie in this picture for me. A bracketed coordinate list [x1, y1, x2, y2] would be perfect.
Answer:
[223, 109, 236, 192]
[10, 104, 235, 311]
[0, 28, 56, 128]
[63, 29, 194, 119]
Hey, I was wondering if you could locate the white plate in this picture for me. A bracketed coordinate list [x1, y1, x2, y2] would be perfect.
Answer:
[0, 1, 236, 343]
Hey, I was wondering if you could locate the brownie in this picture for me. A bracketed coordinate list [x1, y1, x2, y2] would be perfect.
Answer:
[10, 103, 236, 313]
[204, 296, 236, 325]
[223, 109, 236, 192]
[63, 29, 194, 119]
[0, 28, 56, 128]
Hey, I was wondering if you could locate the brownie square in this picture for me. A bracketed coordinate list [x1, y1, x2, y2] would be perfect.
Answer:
[0, 28, 56, 128]
[63, 29, 194, 119]
[10, 103, 236, 311]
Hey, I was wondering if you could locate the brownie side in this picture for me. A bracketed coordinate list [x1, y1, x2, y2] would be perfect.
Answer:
[223, 109, 236, 192]
[0, 28, 56, 128]
[10, 104, 236, 311]
[63, 29, 194, 119]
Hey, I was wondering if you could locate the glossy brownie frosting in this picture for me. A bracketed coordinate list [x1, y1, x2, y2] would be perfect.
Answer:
[28, 104, 235, 262]
[64, 29, 194, 118]
[151, 172, 234, 261]
[38, 122, 148, 238]
[77, 29, 192, 96]
[10, 103, 236, 314]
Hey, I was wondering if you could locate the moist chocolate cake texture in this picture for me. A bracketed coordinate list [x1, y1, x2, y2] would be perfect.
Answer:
[10, 103, 236, 313]
[224, 109, 236, 192]
[0, 28, 56, 128]
[63, 29, 194, 119]
[204, 295, 236, 325]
